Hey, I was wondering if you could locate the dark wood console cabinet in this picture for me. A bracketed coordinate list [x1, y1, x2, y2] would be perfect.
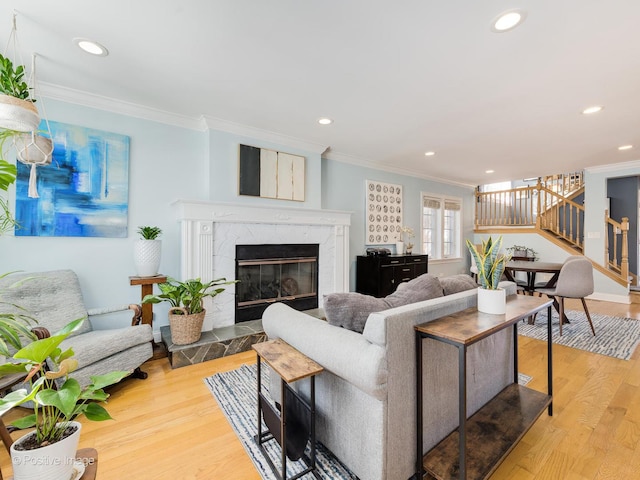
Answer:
[356, 254, 428, 297]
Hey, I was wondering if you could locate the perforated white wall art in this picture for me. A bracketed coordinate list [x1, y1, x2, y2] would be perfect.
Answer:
[365, 180, 403, 245]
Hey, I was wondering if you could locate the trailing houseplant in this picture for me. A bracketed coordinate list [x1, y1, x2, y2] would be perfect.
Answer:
[0, 131, 19, 235]
[142, 277, 238, 345]
[0, 318, 129, 479]
[466, 236, 510, 314]
[134, 225, 163, 277]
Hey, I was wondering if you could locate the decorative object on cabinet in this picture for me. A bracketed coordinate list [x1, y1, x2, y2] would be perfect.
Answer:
[15, 120, 130, 237]
[365, 179, 403, 245]
[356, 254, 427, 297]
[238, 144, 305, 201]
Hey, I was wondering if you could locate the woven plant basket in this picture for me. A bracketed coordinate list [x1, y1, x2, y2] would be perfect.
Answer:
[0, 94, 40, 132]
[168, 307, 205, 345]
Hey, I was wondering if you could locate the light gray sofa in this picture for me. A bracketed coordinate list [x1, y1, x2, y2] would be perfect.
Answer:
[262, 280, 517, 480]
[0, 270, 153, 388]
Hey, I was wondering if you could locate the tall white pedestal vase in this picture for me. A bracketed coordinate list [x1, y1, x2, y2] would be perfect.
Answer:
[477, 287, 506, 315]
[10, 421, 82, 480]
[134, 239, 162, 277]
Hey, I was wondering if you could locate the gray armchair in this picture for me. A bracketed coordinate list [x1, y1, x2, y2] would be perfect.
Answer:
[0, 270, 153, 387]
[536, 258, 596, 336]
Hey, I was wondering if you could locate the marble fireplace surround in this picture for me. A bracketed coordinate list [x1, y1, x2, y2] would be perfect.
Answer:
[174, 200, 351, 330]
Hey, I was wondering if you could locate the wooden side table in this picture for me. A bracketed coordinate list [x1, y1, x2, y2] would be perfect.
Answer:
[415, 296, 554, 480]
[129, 275, 167, 326]
[253, 339, 323, 480]
[130, 275, 168, 359]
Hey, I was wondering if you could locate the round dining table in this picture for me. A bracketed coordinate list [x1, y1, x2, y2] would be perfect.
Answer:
[504, 260, 567, 324]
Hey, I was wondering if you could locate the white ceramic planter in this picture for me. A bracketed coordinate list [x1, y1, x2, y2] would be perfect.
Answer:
[395, 241, 404, 254]
[477, 287, 506, 315]
[11, 421, 81, 480]
[134, 239, 162, 277]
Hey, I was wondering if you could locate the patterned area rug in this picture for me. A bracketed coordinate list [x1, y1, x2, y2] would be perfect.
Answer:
[518, 309, 640, 360]
[204, 364, 357, 480]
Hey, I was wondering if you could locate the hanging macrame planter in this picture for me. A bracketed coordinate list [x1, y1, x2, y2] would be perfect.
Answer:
[0, 14, 40, 132]
[14, 131, 52, 198]
[0, 94, 40, 132]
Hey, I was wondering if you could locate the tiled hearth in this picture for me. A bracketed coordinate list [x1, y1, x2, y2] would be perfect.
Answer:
[161, 320, 266, 368]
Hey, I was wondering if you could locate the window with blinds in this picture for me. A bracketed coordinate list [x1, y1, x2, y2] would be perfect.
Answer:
[422, 194, 462, 260]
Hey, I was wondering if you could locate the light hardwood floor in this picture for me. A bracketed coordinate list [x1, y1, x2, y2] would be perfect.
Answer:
[2, 298, 640, 479]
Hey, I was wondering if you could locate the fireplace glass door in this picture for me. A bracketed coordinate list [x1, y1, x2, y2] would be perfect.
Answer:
[235, 244, 319, 322]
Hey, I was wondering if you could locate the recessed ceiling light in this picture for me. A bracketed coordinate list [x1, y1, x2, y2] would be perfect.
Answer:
[582, 105, 603, 115]
[318, 118, 333, 125]
[73, 38, 109, 57]
[491, 10, 527, 32]
[424, 151, 435, 157]
[485, 170, 495, 174]
[618, 145, 633, 151]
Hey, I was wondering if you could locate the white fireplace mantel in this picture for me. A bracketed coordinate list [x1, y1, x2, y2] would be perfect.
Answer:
[174, 200, 351, 329]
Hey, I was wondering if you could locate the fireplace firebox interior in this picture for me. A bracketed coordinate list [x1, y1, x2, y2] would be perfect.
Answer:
[235, 244, 319, 323]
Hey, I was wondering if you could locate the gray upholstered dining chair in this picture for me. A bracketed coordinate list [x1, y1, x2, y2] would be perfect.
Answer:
[535, 257, 595, 336]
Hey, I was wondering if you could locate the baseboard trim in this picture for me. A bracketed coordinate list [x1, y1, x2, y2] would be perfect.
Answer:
[589, 292, 630, 304]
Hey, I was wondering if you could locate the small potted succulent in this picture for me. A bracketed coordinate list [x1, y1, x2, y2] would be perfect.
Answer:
[134, 225, 162, 277]
[0, 318, 129, 480]
[466, 236, 510, 314]
[143, 277, 238, 345]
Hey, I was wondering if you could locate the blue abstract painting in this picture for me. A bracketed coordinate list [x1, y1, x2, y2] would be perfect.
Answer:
[15, 121, 129, 237]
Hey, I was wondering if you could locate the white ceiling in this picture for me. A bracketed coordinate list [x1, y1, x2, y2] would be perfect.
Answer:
[2, 0, 639, 186]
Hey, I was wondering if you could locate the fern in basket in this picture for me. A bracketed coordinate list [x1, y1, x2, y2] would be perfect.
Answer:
[466, 236, 509, 290]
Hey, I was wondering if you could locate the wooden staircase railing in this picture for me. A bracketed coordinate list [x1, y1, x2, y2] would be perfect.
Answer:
[605, 211, 630, 282]
[474, 185, 536, 227]
[541, 171, 584, 197]
[537, 184, 584, 251]
[474, 174, 630, 287]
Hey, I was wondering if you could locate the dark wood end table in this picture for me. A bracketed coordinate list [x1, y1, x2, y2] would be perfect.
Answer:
[253, 339, 324, 480]
[415, 295, 554, 480]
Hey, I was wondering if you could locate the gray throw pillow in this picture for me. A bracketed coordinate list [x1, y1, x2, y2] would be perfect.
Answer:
[439, 274, 478, 296]
[385, 273, 444, 308]
[323, 293, 390, 333]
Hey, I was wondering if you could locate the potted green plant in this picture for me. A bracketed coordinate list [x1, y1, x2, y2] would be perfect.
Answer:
[0, 318, 129, 480]
[0, 53, 40, 133]
[466, 236, 510, 314]
[134, 225, 163, 277]
[142, 277, 238, 345]
[0, 132, 19, 235]
[0, 271, 38, 355]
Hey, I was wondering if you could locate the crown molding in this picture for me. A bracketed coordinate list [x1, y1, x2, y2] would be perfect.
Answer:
[202, 115, 329, 154]
[38, 82, 208, 131]
[323, 151, 476, 189]
[585, 159, 640, 174]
